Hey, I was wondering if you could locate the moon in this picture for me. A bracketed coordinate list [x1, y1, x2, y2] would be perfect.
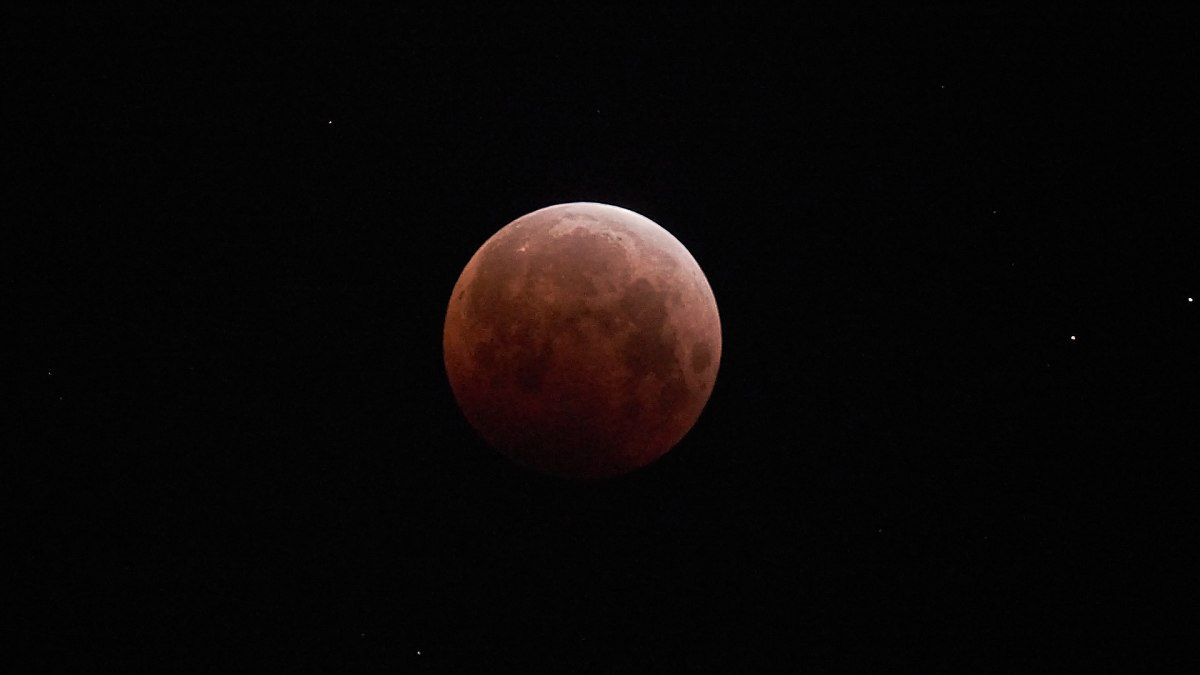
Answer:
[443, 202, 722, 479]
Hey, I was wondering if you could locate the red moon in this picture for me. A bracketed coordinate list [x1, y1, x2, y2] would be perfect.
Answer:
[443, 202, 722, 479]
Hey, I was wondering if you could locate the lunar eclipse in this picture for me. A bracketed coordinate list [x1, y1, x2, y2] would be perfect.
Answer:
[443, 202, 721, 479]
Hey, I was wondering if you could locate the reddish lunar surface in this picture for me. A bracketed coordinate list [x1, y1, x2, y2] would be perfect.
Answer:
[443, 202, 722, 479]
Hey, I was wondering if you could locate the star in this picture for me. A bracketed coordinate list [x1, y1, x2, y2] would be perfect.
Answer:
[1069, 336, 1076, 341]
[1189, 297, 1194, 303]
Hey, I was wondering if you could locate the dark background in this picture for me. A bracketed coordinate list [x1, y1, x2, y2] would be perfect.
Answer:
[14, 6, 1198, 669]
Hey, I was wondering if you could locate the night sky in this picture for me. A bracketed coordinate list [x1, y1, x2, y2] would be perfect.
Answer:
[16, 7, 1198, 669]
